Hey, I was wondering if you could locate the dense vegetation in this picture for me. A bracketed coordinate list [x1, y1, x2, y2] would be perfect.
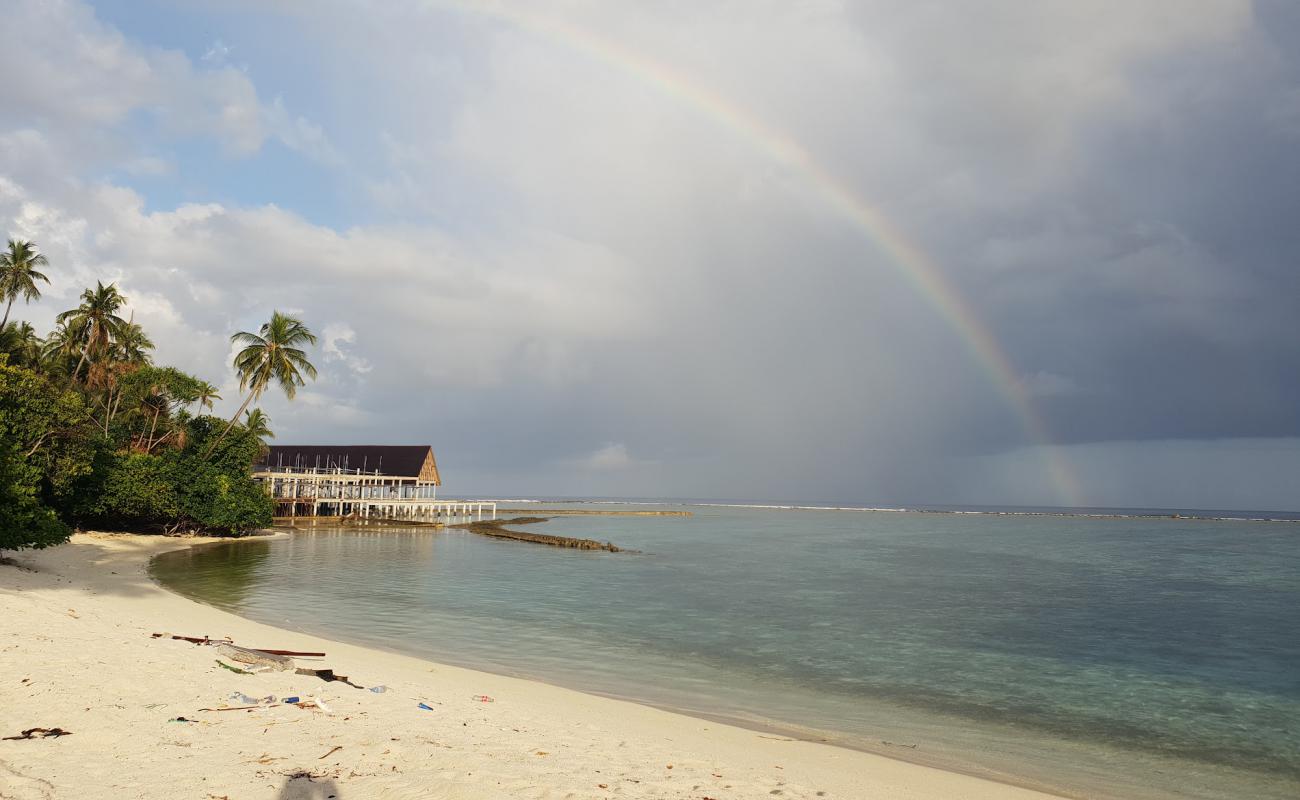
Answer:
[0, 238, 318, 550]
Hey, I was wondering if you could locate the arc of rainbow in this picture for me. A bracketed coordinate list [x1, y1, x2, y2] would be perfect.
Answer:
[428, 1, 1084, 506]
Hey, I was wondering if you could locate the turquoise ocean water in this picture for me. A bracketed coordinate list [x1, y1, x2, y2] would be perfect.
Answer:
[150, 504, 1300, 799]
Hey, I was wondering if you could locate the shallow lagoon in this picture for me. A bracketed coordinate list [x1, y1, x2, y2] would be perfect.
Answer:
[151, 505, 1300, 799]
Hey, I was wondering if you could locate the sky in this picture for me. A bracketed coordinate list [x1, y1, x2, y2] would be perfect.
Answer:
[2, 0, 1298, 510]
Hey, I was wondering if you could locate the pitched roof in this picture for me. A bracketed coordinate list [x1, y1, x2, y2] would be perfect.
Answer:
[259, 445, 441, 485]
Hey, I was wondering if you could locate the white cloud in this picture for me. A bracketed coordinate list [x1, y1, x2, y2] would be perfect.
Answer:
[322, 323, 373, 375]
[0, 0, 336, 165]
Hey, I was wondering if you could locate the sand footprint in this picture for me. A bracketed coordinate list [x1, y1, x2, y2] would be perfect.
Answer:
[0, 759, 55, 800]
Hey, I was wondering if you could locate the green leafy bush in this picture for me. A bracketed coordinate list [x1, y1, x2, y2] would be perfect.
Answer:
[0, 361, 86, 550]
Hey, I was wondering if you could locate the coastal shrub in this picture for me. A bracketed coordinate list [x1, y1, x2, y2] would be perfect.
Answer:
[178, 468, 274, 535]
[0, 442, 70, 550]
[65, 416, 272, 535]
[75, 451, 182, 526]
[0, 361, 85, 550]
[176, 415, 274, 534]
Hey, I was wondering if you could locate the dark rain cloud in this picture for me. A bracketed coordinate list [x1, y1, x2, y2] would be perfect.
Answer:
[1, 1, 1296, 507]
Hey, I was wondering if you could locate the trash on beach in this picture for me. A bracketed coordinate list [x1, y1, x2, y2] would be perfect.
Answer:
[471, 695, 494, 703]
[153, 633, 233, 646]
[218, 643, 295, 672]
[282, 697, 329, 713]
[417, 702, 435, 711]
[3, 727, 72, 740]
[215, 659, 255, 676]
[231, 692, 276, 705]
[282, 696, 328, 711]
[253, 647, 326, 657]
[368, 685, 387, 693]
[151, 633, 324, 657]
[295, 667, 364, 688]
[168, 717, 197, 723]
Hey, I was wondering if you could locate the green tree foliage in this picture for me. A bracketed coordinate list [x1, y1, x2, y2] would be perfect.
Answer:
[0, 322, 44, 370]
[0, 245, 305, 541]
[111, 366, 203, 451]
[0, 445, 69, 551]
[0, 360, 88, 550]
[67, 416, 274, 535]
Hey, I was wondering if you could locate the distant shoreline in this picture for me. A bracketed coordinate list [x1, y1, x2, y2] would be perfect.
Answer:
[485, 498, 1300, 524]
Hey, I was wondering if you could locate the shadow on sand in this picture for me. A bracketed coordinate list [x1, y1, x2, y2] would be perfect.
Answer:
[277, 774, 341, 799]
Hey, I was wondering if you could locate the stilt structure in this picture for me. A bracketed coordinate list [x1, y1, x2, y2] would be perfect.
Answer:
[253, 445, 495, 523]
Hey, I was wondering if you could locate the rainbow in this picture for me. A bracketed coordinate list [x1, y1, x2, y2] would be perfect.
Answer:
[429, 1, 1084, 506]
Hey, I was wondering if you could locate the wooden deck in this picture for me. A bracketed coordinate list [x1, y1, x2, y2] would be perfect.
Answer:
[253, 465, 496, 523]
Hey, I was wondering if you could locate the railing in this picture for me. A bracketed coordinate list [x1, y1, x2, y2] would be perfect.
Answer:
[262, 485, 438, 500]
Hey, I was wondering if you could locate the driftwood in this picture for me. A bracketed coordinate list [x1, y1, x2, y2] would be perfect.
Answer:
[253, 648, 326, 657]
[153, 633, 232, 646]
[3, 727, 72, 740]
[217, 644, 295, 672]
[151, 633, 324, 657]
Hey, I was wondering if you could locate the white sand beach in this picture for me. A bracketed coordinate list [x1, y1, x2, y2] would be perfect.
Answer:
[0, 533, 1064, 800]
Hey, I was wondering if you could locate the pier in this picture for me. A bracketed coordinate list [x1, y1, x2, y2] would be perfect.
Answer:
[253, 445, 496, 523]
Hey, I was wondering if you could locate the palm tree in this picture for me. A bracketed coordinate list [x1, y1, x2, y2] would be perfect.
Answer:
[92, 320, 155, 433]
[112, 320, 155, 366]
[0, 239, 51, 329]
[40, 321, 80, 377]
[206, 311, 317, 456]
[56, 281, 128, 385]
[194, 380, 221, 412]
[243, 408, 274, 455]
[0, 321, 42, 369]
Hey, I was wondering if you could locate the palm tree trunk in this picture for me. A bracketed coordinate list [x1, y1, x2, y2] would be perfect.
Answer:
[100, 385, 113, 436]
[104, 384, 117, 435]
[205, 389, 257, 458]
[109, 389, 125, 429]
[68, 348, 89, 387]
[0, 297, 13, 329]
[66, 320, 95, 387]
[146, 405, 162, 452]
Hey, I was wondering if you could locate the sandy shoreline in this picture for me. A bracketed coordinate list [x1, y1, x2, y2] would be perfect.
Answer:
[0, 533, 1063, 800]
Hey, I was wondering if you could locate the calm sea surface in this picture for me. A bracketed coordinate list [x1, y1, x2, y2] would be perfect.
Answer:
[150, 505, 1300, 799]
